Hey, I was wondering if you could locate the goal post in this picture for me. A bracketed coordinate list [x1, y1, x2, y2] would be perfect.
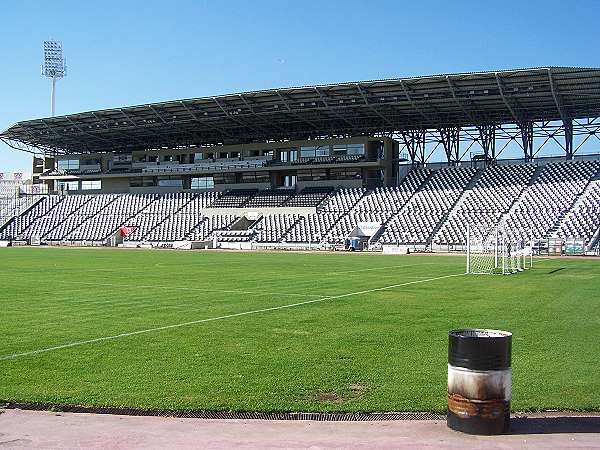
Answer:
[466, 223, 502, 275]
[466, 224, 533, 275]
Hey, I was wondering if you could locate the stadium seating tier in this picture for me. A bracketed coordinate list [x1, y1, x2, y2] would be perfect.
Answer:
[1, 160, 598, 250]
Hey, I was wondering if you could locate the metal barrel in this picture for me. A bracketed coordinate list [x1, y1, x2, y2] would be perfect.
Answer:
[447, 329, 512, 435]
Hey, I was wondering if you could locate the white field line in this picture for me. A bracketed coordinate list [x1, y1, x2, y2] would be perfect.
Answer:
[57, 281, 326, 299]
[0, 273, 463, 361]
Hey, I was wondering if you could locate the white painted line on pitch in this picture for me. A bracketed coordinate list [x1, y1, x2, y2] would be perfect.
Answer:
[57, 281, 326, 299]
[1, 273, 463, 362]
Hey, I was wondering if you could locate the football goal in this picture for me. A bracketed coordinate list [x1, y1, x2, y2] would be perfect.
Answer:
[466, 224, 533, 275]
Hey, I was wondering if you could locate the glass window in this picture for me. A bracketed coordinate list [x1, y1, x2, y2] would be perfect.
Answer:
[157, 176, 183, 187]
[312, 169, 328, 181]
[238, 171, 270, 183]
[334, 144, 364, 155]
[240, 172, 256, 182]
[301, 145, 329, 157]
[213, 173, 236, 184]
[316, 146, 329, 156]
[347, 144, 365, 155]
[297, 169, 328, 181]
[57, 159, 80, 170]
[255, 172, 270, 183]
[283, 175, 296, 187]
[81, 180, 102, 190]
[131, 177, 156, 187]
[333, 144, 347, 155]
[330, 168, 362, 180]
[57, 180, 79, 191]
[162, 154, 182, 163]
[191, 177, 214, 189]
[300, 146, 316, 158]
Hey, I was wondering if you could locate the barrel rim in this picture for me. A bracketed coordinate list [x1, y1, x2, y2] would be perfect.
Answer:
[449, 329, 512, 339]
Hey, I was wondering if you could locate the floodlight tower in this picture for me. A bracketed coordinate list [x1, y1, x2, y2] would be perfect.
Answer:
[41, 40, 66, 116]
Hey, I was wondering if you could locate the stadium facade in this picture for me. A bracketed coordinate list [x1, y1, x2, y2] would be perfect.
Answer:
[0, 67, 599, 253]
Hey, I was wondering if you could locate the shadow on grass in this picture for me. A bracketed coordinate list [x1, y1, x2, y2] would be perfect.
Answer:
[510, 416, 600, 434]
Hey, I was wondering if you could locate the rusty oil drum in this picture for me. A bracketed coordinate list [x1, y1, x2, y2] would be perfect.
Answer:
[447, 329, 512, 434]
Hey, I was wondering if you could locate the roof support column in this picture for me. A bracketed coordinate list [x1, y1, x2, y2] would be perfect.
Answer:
[401, 129, 426, 166]
[477, 124, 496, 163]
[439, 126, 461, 165]
[564, 118, 574, 160]
[519, 121, 534, 162]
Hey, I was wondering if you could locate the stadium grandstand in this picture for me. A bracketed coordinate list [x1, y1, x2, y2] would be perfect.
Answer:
[1, 67, 600, 254]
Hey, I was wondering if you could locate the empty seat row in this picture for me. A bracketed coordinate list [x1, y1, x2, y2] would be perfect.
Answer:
[254, 214, 300, 242]
[381, 167, 476, 244]
[434, 164, 535, 245]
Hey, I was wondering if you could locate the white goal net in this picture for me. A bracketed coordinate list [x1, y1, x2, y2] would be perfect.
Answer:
[466, 224, 533, 275]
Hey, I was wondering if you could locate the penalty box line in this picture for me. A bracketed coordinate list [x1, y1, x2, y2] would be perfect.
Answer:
[0, 273, 463, 362]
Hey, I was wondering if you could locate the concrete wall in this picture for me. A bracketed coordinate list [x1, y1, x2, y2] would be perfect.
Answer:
[212, 182, 271, 191]
[296, 179, 362, 190]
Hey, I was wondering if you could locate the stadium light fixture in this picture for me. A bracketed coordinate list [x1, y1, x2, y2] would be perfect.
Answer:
[41, 40, 67, 116]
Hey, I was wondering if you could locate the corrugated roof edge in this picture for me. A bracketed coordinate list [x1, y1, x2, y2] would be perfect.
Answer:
[3, 66, 599, 135]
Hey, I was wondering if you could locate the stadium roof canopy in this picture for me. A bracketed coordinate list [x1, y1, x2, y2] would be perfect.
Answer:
[2, 67, 600, 155]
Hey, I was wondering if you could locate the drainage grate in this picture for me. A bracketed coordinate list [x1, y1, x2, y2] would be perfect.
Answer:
[0, 402, 444, 421]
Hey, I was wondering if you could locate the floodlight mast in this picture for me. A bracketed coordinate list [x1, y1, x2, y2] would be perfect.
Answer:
[41, 40, 66, 117]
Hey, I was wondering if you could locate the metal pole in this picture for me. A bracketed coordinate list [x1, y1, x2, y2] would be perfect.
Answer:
[466, 223, 470, 274]
[502, 236, 506, 275]
[494, 228, 499, 268]
[51, 77, 56, 116]
[530, 239, 534, 268]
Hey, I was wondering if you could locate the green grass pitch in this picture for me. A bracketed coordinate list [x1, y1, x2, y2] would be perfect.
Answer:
[1, 247, 599, 413]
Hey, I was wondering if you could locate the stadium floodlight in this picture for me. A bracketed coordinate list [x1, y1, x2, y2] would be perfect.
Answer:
[41, 40, 67, 116]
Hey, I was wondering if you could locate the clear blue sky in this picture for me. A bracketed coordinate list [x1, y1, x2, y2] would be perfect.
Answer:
[2, 0, 599, 172]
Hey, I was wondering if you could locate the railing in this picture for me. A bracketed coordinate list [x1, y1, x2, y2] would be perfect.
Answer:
[142, 160, 267, 174]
